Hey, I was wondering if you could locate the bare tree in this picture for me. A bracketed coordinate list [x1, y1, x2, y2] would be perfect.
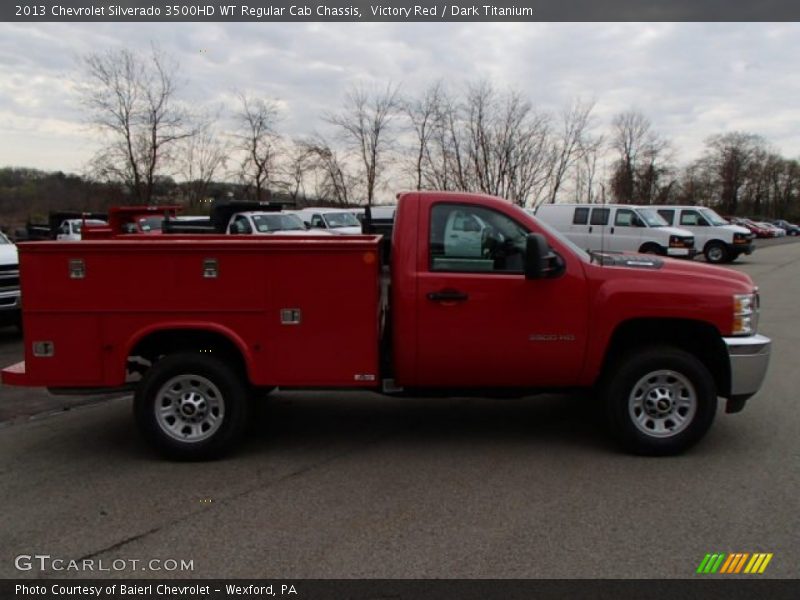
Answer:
[81, 46, 195, 204]
[175, 125, 227, 206]
[573, 134, 604, 204]
[235, 93, 281, 203]
[699, 132, 765, 215]
[325, 83, 400, 205]
[546, 98, 596, 204]
[404, 81, 444, 190]
[460, 81, 552, 206]
[300, 136, 357, 206]
[609, 110, 670, 204]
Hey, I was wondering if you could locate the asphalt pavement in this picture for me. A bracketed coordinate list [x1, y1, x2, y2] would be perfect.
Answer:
[0, 239, 798, 579]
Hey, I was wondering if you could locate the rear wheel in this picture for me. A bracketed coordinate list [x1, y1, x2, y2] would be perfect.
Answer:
[604, 346, 717, 455]
[134, 353, 250, 460]
[704, 241, 729, 264]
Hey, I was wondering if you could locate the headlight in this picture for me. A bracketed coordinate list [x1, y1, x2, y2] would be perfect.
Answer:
[734, 232, 752, 244]
[732, 291, 759, 335]
[669, 235, 693, 248]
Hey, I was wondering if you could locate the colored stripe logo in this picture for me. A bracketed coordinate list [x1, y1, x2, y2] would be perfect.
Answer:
[696, 553, 773, 574]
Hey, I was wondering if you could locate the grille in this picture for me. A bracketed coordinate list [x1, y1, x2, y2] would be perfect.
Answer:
[0, 265, 20, 290]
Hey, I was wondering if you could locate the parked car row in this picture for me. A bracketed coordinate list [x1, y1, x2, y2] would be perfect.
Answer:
[728, 217, 799, 238]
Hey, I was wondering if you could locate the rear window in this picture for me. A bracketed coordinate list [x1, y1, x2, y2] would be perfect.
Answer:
[590, 208, 610, 226]
[573, 207, 589, 225]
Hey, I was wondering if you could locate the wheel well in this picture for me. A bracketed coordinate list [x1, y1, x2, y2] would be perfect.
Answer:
[638, 242, 664, 254]
[602, 319, 730, 397]
[703, 239, 727, 251]
[127, 329, 248, 379]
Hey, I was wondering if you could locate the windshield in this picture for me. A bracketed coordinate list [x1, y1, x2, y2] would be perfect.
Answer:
[252, 214, 306, 232]
[138, 216, 164, 232]
[636, 208, 669, 227]
[699, 208, 728, 226]
[323, 212, 360, 228]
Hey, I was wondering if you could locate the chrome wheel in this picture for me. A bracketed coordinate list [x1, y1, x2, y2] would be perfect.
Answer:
[154, 374, 225, 443]
[628, 370, 697, 438]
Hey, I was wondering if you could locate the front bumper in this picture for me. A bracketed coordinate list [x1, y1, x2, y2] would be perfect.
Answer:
[730, 241, 754, 256]
[0, 289, 20, 323]
[722, 334, 771, 411]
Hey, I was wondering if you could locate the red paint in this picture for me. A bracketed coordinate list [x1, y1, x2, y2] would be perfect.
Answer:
[2, 192, 756, 393]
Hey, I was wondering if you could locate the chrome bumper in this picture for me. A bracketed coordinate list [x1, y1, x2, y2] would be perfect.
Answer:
[723, 334, 771, 398]
[0, 288, 20, 312]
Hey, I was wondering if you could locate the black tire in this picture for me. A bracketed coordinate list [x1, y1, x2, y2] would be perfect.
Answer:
[638, 243, 665, 256]
[603, 346, 717, 456]
[704, 241, 729, 264]
[134, 353, 251, 460]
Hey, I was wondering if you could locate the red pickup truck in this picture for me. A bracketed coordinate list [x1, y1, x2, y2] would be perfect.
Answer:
[1, 192, 771, 459]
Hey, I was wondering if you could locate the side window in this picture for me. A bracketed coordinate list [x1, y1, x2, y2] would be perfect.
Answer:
[310, 214, 325, 228]
[680, 210, 706, 227]
[232, 216, 252, 234]
[615, 209, 636, 226]
[657, 209, 674, 225]
[429, 204, 529, 274]
[573, 207, 589, 225]
[590, 208, 610, 226]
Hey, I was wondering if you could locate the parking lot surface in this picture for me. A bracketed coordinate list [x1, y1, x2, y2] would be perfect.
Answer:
[0, 240, 798, 579]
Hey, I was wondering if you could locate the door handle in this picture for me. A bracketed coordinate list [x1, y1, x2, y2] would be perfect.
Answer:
[427, 289, 469, 302]
[610, 227, 615, 234]
[588, 226, 593, 233]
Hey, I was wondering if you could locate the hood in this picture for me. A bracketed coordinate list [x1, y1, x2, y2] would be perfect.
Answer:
[0, 243, 18, 266]
[592, 251, 754, 292]
[328, 226, 363, 235]
[722, 224, 751, 235]
[661, 226, 694, 238]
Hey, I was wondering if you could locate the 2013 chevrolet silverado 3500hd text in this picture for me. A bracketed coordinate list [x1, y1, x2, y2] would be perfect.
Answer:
[0, 192, 771, 459]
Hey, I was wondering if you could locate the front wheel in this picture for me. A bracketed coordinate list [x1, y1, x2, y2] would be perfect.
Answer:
[704, 242, 729, 264]
[134, 353, 251, 460]
[604, 347, 717, 455]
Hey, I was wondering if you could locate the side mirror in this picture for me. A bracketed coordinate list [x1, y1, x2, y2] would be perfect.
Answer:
[525, 233, 565, 280]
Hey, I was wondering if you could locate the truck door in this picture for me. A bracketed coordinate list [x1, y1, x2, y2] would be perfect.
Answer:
[414, 201, 589, 388]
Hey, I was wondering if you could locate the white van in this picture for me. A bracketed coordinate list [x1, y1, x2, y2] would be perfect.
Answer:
[652, 206, 754, 264]
[533, 204, 696, 258]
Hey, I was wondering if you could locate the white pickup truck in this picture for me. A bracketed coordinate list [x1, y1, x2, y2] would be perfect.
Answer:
[0, 232, 20, 328]
[55, 218, 108, 241]
[226, 212, 333, 236]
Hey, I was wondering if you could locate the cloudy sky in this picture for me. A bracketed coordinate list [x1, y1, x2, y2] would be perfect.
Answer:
[1, 22, 798, 180]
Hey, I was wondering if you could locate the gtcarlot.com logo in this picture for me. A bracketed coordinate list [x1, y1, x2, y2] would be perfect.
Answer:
[14, 554, 194, 573]
[696, 552, 773, 574]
